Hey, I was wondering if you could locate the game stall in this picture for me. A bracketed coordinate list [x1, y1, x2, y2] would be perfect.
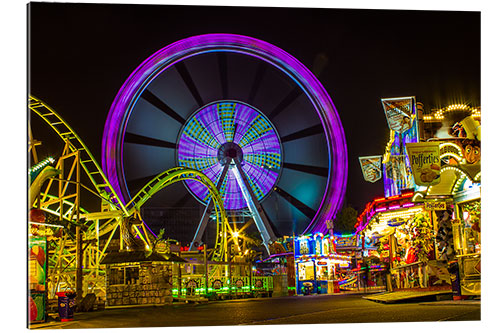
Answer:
[294, 233, 352, 295]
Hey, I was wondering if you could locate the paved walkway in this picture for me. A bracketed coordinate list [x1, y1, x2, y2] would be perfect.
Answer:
[362, 290, 479, 304]
[29, 291, 480, 329]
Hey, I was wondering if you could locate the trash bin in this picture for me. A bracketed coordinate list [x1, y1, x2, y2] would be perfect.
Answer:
[302, 282, 313, 295]
[319, 280, 328, 294]
[57, 292, 76, 321]
[333, 280, 340, 293]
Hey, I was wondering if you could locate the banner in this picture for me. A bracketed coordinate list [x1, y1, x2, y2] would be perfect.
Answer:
[406, 142, 441, 186]
[381, 97, 416, 132]
[359, 155, 382, 183]
[29, 237, 47, 323]
[29, 292, 45, 323]
[29, 237, 47, 292]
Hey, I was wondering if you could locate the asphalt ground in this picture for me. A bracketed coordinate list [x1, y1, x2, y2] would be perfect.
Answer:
[29, 293, 480, 329]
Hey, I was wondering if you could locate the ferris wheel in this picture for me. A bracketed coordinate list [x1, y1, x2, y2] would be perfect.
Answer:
[102, 34, 348, 251]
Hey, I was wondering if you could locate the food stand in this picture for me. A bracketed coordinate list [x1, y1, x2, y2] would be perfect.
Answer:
[357, 194, 448, 291]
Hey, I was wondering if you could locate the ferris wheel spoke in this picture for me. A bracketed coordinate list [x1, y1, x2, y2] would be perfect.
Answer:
[283, 162, 328, 177]
[274, 186, 316, 220]
[217, 53, 228, 99]
[141, 89, 187, 125]
[124, 132, 177, 149]
[280, 123, 324, 143]
[175, 62, 204, 107]
[268, 86, 303, 120]
[247, 62, 267, 105]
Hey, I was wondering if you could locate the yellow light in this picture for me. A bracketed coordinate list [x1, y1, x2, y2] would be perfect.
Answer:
[232, 231, 239, 238]
[439, 142, 464, 157]
[378, 207, 424, 223]
[441, 152, 462, 161]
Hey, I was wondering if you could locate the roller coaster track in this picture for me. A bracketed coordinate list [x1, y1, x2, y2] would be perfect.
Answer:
[29, 95, 127, 214]
[126, 167, 230, 261]
[29, 95, 229, 262]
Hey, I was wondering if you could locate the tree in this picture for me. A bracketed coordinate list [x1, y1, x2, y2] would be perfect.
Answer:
[333, 205, 358, 234]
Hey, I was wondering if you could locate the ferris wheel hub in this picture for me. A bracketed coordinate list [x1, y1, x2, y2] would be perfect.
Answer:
[217, 142, 243, 166]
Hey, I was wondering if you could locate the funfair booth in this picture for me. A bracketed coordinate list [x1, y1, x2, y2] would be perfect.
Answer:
[294, 233, 351, 295]
[356, 194, 444, 291]
[412, 104, 481, 299]
[356, 97, 446, 292]
[357, 100, 480, 297]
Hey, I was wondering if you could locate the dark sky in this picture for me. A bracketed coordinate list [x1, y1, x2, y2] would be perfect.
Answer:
[28, 2, 480, 212]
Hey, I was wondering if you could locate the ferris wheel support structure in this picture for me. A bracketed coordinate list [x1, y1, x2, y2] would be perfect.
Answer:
[232, 159, 276, 254]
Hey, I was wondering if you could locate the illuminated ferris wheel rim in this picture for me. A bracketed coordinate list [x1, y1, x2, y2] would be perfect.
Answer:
[102, 33, 348, 233]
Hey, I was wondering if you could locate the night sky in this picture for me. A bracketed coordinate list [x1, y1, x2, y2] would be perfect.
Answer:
[28, 2, 480, 213]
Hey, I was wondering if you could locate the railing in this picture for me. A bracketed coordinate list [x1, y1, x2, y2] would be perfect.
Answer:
[390, 261, 427, 289]
[172, 275, 273, 298]
[457, 253, 480, 295]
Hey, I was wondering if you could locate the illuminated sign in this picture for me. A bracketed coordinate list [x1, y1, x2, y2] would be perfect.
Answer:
[382, 101, 418, 197]
[381, 97, 416, 133]
[315, 238, 321, 255]
[406, 142, 441, 186]
[322, 238, 331, 254]
[359, 155, 383, 183]
[335, 235, 358, 248]
[299, 239, 309, 255]
[424, 201, 447, 211]
[387, 217, 406, 227]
